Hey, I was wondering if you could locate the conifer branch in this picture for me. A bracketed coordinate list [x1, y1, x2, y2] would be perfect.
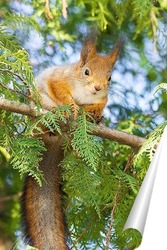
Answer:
[0, 98, 43, 117]
[0, 69, 26, 85]
[0, 97, 146, 148]
[94, 123, 146, 148]
[0, 81, 32, 101]
[0, 69, 32, 98]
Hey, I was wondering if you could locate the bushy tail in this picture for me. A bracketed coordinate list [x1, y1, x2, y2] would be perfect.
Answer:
[21, 134, 68, 250]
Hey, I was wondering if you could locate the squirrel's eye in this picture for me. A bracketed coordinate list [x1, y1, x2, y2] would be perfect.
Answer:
[85, 69, 90, 76]
[108, 76, 111, 82]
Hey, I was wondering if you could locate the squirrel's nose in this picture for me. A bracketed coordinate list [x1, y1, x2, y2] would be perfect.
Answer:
[94, 85, 101, 91]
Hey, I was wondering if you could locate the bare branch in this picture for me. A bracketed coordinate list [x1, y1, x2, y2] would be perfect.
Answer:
[94, 123, 146, 148]
[0, 98, 41, 117]
[0, 97, 146, 148]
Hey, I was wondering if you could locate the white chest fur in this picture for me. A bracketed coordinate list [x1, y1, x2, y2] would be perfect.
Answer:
[72, 84, 106, 105]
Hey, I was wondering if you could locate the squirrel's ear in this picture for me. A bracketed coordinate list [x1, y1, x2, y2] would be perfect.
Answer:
[79, 33, 97, 67]
[108, 34, 126, 67]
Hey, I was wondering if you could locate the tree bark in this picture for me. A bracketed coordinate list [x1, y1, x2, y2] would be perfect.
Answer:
[0, 97, 146, 148]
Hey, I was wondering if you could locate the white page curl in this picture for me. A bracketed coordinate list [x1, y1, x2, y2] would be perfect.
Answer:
[123, 126, 167, 249]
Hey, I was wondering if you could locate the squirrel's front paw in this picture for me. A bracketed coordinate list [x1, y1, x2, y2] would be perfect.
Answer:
[88, 111, 102, 123]
[94, 113, 103, 123]
[70, 100, 79, 119]
[82, 104, 103, 123]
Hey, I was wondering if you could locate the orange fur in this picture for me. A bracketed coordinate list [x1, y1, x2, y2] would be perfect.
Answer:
[22, 33, 124, 249]
[48, 79, 73, 105]
[83, 100, 107, 122]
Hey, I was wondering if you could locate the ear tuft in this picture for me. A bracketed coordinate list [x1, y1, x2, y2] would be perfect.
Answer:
[79, 30, 98, 67]
[108, 34, 127, 66]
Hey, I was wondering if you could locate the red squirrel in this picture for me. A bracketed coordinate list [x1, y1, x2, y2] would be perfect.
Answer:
[21, 33, 124, 249]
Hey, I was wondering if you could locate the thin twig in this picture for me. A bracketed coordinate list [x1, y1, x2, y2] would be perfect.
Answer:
[70, 203, 112, 249]
[0, 81, 33, 101]
[124, 149, 138, 173]
[62, 0, 68, 18]
[105, 150, 136, 250]
[45, 0, 54, 20]
[0, 69, 32, 97]
[150, 3, 157, 52]
[105, 181, 122, 250]
[71, 150, 137, 250]
[70, 224, 90, 249]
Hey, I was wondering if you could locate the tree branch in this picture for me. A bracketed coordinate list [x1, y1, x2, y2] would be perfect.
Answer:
[0, 98, 42, 117]
[0, 97, 146, 148]
[94, 124, 145, 148]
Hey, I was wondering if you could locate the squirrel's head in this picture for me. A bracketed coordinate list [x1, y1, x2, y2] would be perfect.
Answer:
[76, 33, 125, 97]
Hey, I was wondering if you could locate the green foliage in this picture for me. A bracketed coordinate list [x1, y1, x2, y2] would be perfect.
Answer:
[154, 82, 167, 94]
[11, 136, 46, 186]
[134, 82, 167, 178]
[119, 229, 142, 249]
[63, 138, 141, 249]
[0, 1, 167, 249]
[135, 120, 167, 179]
[0, 13, 39, 104]
[70, 111, 103, 170]
[77, 0, 166, 38]
[27, 105, 72, 136]
[30, 0, 76, 46]
[63, 154, 102, 214]
[2, 12, 39, 31]
[0, 148, 22, 244]
[26, 246, 38, 250]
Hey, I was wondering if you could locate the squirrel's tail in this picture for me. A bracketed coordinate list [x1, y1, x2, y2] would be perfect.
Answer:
[21, 133, 68, 250]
